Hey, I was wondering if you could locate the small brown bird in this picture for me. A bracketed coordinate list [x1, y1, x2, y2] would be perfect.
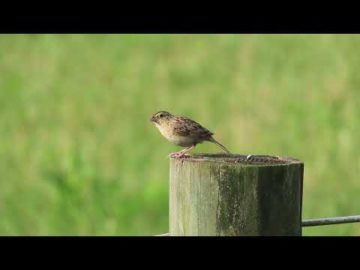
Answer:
[150, 111, 231, 158]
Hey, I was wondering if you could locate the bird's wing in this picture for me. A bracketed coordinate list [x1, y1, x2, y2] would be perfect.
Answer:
[173, 117, 213, 139]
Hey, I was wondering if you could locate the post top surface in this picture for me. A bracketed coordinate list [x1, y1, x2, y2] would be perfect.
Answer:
[170, 153, 303, 166]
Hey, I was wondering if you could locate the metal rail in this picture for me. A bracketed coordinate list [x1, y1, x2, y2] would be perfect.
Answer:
[302, 215, 360, 227]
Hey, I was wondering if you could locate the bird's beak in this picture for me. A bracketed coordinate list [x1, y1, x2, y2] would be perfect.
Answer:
[150, 116, 157, 123]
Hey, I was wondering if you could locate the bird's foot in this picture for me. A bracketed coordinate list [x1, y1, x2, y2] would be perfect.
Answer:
[169, 152, 189, 158]
[246, 154, 253, 160]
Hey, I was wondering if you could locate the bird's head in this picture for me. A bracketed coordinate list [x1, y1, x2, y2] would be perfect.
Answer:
[150, 111, 173, 125]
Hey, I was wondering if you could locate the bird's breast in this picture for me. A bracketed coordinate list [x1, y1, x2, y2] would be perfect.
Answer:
[155, 123, 196, 147]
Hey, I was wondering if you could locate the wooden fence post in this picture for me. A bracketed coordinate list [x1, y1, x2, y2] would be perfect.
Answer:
[169, 154, 304, 236]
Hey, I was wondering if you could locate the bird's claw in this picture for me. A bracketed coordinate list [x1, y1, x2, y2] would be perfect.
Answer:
[169, 152, 188, 158]
[246, 154, 253, 160]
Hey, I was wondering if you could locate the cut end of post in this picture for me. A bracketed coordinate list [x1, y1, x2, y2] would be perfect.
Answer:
[170, 153, 302, 166]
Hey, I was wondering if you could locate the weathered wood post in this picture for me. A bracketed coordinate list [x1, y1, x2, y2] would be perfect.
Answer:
[170, 154, 304, 236]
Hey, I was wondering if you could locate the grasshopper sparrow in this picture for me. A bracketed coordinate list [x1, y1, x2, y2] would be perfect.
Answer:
[150, 111, 231, 158]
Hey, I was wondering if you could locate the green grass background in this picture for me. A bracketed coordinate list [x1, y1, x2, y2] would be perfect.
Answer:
[0, 34, 359, 235]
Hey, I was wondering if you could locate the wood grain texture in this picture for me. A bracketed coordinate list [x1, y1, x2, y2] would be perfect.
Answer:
[169, 154, 304, 236]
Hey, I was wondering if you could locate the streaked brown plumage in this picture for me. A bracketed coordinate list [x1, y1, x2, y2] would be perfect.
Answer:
[150, 111, 231, 158]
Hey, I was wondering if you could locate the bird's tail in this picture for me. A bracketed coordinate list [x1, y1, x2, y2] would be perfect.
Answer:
[208, 137, 231, 154]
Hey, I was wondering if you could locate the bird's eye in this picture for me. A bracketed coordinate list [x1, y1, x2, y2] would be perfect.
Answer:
[159, 114, 164, 117]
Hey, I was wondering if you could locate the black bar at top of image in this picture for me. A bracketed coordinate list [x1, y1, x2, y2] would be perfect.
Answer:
[0, 14, 360, 33]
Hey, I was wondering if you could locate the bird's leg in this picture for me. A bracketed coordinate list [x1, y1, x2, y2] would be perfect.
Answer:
[169, 145, 195, 158]
[169, 147, 191, 158]
[179, 145, 195, 156]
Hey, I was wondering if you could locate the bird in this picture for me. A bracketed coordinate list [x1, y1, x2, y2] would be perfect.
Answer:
[150, 111, 231, 158]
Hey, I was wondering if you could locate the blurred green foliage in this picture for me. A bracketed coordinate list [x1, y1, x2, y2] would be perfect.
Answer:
[0, 34, 359, 235]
